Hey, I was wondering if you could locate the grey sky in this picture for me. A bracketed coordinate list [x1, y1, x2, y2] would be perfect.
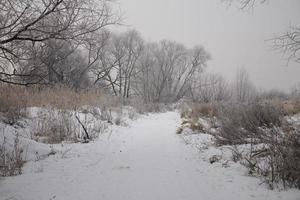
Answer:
[118, 0, 300, 91]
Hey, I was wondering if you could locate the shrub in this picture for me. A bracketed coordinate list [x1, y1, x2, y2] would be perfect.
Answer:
[281, 99, 300, 115]
[216, 101, 300, 189]
[266, 128, 300, 189]
[188, 103, 217, 119]
[32, 110, 77, 144]
[216, 102, 282, 145]
[234, 127, 300, 189]
[128, 97, 172, 114]
[176, 127, 183, 134]
[0, 134, 25, 176]
[114, 113, 122, 125]
[100, 107, 113, 124]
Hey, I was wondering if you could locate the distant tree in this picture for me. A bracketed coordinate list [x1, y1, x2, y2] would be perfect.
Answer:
[190, 73, 231, 102]
[291, 83, 300, 98]
[94, 30, 144, 99]
[90, 29, 211, 103]
[233, 68, 256, 102]
[135, 40, 210, 103]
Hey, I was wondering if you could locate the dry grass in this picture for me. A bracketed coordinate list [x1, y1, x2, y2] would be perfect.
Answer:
[0, 134, 25, 176]
[179, 114, 205, 134]
[215, 102, 283, 145]
[179, 103, 214, 134]
[0, 84, 120, 124]
[32, 110, 77, 144]
[0, 85, 28, 125]
[0, 84, 120, 109]
[281, 99, 300, 115]
[182, 103, 217, 119]
[264, 99, 300, 116]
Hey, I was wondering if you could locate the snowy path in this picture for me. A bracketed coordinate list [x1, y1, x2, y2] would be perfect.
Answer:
[1, 112, 299, 200]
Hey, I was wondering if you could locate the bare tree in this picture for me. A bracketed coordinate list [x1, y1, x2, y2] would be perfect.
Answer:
[233, 68, 256, 102]
[135, 40, 210, 103]
[118, 30, 144, 100]
[90, 29, 211, 103]
[16, 29, 111, 89]
[224, 0, 267, 9]
[189, 73, 231, 102]
[225, 0, 300, 64]
[92, 30, 144, 99]
[272, 26, 300, 64]
[0, 0, 119, 85]
[133, 43, 156, 103]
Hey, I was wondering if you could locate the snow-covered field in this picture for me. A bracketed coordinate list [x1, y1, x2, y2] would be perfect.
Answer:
[1, 111, 300, 200]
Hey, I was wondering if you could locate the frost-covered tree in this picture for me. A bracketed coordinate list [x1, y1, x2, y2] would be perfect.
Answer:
[0, 0, 119, 85]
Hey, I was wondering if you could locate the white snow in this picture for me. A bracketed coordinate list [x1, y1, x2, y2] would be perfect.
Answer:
[1, 111, 300, 200]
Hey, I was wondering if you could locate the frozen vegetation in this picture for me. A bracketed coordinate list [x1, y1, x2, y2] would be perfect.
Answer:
[1, 106, 300, 200]
[1, 0, 300, 199]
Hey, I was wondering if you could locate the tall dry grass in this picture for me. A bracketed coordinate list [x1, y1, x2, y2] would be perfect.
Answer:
[0, 84, 120, 124]
[0, 84, 120, 109]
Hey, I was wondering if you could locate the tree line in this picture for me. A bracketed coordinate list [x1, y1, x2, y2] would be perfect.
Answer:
[0, 0, 298, 104]
[0, 0, 213, 103]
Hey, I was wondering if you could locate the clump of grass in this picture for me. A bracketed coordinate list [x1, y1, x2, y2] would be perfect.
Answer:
[178, 115, 204, 134]
[0, 134, 25, 176]
[189, 103, 217, 118]
[281, 99, 300, 115]
[32, 110, 77, 144]
[176, 127, 183, 134]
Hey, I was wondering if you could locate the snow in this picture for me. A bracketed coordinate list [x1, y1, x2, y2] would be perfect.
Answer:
[1, 111, 300, 200]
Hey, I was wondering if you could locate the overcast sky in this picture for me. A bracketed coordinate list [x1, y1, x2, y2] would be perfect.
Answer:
[117, 0, 300, 91]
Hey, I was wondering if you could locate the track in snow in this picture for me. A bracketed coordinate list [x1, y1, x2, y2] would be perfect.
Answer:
[0, 112, 299, 200]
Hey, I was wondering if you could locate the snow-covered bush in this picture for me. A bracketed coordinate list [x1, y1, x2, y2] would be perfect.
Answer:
[32, 110, 77, 144]
[100, 106, 113, 123]
[114, 112, 122, 125]
[215, 102, 300, 189]
[0, 134, 24, 176]
[231, 126, 300, 189]
[263, 127, 300, 189]
[215, 102, 282, 145]
[181, 101, 300, 189]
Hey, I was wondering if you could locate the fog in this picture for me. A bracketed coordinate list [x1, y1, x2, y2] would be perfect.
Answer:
[119, 0, 300, 91]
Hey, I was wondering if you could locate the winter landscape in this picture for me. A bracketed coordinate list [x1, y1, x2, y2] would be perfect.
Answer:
[0, 0, 300, 200]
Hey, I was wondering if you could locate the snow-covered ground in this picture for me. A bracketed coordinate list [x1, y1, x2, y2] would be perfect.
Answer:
[1, 111, 300, 200]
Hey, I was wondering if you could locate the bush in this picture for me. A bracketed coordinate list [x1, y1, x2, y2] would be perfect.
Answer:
[234, 127, 300, 189]
[0, 134, 25, 176]
[32, 110, 77, 144]
[281, 99, 300, 115]
[216, 102, 282, 145]
[266, 128, 300, 189]
[216, 101, 300, 189]
[185, 103, 217, 119]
